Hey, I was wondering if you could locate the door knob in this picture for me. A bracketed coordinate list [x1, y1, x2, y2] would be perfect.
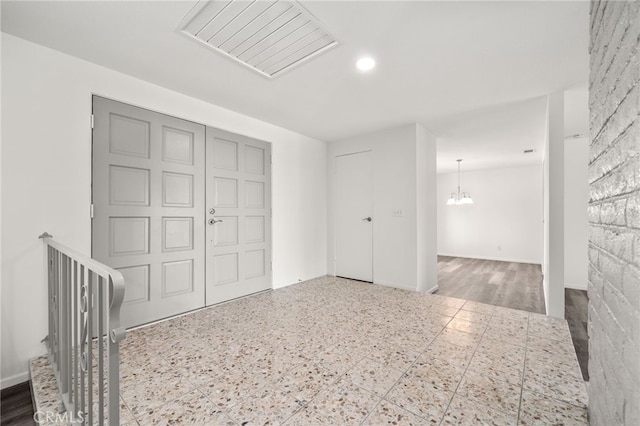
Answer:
[208, 218, 223, 225]
[362, 217, 372, 222]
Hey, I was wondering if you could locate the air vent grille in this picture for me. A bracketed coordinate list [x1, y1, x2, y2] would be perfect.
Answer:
[178, 0, 339, 78]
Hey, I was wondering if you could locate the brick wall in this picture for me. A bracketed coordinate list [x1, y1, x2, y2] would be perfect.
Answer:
[588, 1, 639, 424]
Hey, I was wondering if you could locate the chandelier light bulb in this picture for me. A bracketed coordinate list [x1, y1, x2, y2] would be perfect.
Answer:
[447, 160, 473, 206]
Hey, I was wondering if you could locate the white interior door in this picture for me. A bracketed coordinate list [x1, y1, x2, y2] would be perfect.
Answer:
[335, 151, 373, 282]
[92, 96, 206, 328]
[205, 128, 272, 305]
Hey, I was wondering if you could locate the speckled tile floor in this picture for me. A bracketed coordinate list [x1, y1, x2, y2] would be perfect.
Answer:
[30, 276, 588, 425]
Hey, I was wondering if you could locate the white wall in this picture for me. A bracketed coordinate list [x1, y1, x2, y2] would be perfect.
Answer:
[543, 92, 565, 318]
[327, 124, 437, 292]
[1, 34, 327, 388]
[437, 166, 543, 264]
[0, 10, 3, 394]
[564, 137, 589, 290]
[416, 125, 438, 293]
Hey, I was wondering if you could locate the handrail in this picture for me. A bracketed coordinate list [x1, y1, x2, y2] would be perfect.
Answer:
[40, 232, 126, 425]
[40, 235, 125, 288]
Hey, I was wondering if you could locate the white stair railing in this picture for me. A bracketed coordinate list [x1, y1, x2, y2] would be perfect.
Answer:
[40, 232, 126, 425]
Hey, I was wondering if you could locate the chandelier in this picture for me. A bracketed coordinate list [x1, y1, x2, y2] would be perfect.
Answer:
[447, 159, 474, 205]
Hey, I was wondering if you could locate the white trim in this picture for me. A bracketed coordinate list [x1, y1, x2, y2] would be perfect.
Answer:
[437, 253, 541, 265]
[373, 281, 438, 294]
[274, 274, 329, 290]
[1, 371, 30, 390]
[373, 280, 416, 292]
[425, 285, 439, 294]
[565, 282, 588, 291]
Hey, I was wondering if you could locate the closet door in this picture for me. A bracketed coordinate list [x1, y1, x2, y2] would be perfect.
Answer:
[205, 128, 272, 305]
[92, 96, 205, 328]
[335, 151, 374, 282]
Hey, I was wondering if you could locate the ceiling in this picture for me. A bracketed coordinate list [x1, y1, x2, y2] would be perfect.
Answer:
[1, 0, 590, 173]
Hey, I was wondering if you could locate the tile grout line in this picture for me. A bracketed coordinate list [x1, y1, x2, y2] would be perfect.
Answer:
[342, 326, 432, 425]
[518, 317, 590, 412]
[359, 302, 462, 425]
[516, 312, 531, 425]
[437, 304, 494, 426]
[283, 332, 389, 424]
[193, 387, 239, 426]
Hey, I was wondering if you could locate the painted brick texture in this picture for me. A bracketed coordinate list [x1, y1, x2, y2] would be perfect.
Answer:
[588, 1, 640, 425]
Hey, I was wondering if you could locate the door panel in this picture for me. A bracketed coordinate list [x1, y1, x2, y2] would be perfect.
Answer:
[335, 151, 374, 282]
[206, 128, 272, 305]
[92, 96, 206, 328]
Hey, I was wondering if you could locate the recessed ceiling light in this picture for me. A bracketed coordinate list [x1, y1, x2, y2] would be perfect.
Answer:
[356, 57, 376, 72]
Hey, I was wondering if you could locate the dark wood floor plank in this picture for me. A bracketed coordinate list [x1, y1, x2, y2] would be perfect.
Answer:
[565, 288, 589, 381]
[1, 381, 35, 426]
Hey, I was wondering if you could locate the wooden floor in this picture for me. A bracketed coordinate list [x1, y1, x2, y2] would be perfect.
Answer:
[0, 381, 35, 426]
[436, 256, 546, 313]
[566, 288, 589, 381]
[436, 255, 589, 381]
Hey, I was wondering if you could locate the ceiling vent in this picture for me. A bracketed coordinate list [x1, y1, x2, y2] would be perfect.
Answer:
[178, 0, 339, 78]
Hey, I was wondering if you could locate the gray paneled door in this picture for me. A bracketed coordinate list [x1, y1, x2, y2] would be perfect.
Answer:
[205, 128, 272, 305]
[92, 97, 272, 328]
[92, 96, 206, 328]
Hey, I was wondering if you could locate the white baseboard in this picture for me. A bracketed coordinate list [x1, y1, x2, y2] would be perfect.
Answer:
[329, 276, 439, 294]
[1, 371, 30, 390]
[425, 285, 439, 294]
[565, 282, 588, 291]
[374, 280, 416, 292]
[438, 253, 541, 265]
[273, 274, 329, 289]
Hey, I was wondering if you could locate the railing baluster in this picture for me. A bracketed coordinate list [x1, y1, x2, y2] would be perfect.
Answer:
[72, 260, 79, 417]
[80, 265, 86, 422]
[67, 256, 73, 405]
[53, 249, 60, 369]
[47, 246, 54, 370]
[98, 276, 105, 426]
[108, 275, 123, 426]
[63, 254, 71, 396]
[39, 234, 125, 425]
[87, 271, 94, 426]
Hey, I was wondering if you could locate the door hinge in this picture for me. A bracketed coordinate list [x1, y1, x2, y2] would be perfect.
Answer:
[90, 204, 94, 219]
[91, 114, 94, 129]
